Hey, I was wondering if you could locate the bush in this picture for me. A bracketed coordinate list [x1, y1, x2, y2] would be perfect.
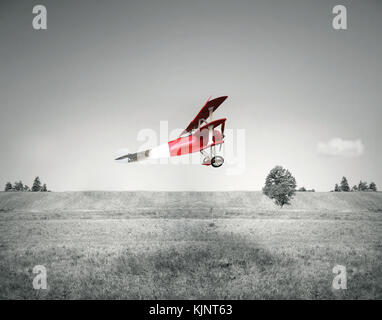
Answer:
[369, 182, 377, 192]
[358, 180, 368, 191]
[13, 181, 25, 192]
[263, 166, 297, 207]
[4, 182, 13, 192]
[298, 187, 315, 192]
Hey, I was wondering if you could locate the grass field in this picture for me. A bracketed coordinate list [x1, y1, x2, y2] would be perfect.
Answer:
[0, 192, 381, 299]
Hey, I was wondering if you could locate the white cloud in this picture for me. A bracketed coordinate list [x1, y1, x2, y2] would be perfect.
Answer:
[317, 138, 364, 157]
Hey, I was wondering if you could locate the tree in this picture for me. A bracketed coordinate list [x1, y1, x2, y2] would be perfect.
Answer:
[298, 186, 307, 192]
[263, 166, 297, 207]
[340, 177, 350, 192]
[4, 182, 13, 192]
[351, 185, 358, 192]
[23, 185, 30, 192]
[358, 180, 368, 191]
[13, 181, 24, 192]
[41, 184, 47, 192]
[32, 176, 42, 192]
[369, 182, 377, 192]
[334, 183, 340, 192]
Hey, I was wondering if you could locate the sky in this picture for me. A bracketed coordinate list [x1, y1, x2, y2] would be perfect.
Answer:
[0, 0, 381, 191]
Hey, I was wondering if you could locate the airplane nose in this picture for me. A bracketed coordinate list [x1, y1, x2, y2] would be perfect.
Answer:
[115, 154, 130, 161]
[114, 148, 131, 162]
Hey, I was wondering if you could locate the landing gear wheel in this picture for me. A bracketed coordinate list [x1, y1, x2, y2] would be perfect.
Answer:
[211, 156, 224, 168]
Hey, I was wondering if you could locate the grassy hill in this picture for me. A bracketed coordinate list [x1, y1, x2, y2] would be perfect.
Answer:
[0, 191, 381, 213]
[1, 191, 381, 299]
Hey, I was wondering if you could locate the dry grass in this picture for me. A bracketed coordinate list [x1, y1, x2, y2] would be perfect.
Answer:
[1, 214, 381, 299]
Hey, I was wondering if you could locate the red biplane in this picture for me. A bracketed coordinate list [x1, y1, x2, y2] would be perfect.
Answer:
[115, 96, 228, 167]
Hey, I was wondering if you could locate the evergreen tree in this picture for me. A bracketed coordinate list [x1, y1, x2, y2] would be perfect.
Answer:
[32, 176, 42, 192]
[340, 177, 350, 192]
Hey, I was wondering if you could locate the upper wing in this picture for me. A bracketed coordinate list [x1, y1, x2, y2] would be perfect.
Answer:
[180, 96, 228, 136]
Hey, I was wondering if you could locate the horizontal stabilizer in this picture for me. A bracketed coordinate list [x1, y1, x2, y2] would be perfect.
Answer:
[115, 143, 171, 163]
[115, 149, 151, 163]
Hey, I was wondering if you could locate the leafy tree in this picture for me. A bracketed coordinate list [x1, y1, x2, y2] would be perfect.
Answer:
[334, 183, 340, 192]
[32, 176, 42, 192]
[41, 184, 47, 192]
[369, 182, 377, 192]
[351, 185, 358, 192]
[13, 181, 24, 192]
[298, 187, 307, 192]
[263, 166, 297, 207]
[23, 185, 30, 192]
[340, 177, 350, 192]
[358, 180, 368, 191]
[4, 182, 13, 192]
